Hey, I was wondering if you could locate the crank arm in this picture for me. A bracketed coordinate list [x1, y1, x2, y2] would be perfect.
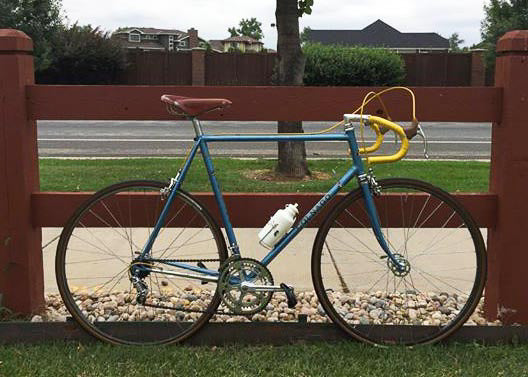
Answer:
[240, 282, 286, 292]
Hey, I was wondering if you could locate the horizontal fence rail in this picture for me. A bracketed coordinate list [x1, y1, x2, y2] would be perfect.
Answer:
[27, 85, 501, 122]
[3, 28, 528, 326]
[32, 192, 498, 228]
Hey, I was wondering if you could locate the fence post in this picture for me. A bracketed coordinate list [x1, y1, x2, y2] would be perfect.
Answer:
[191, 47, 206, 86]
[470, 49, 485, 86]
[0, 30, 44, 314]
[485, 30, 528, 324]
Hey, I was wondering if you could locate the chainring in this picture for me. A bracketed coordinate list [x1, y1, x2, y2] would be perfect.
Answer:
[217, 257, 274, 315]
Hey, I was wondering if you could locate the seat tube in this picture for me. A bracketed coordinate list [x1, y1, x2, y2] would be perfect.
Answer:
[198, 138, 240, 254]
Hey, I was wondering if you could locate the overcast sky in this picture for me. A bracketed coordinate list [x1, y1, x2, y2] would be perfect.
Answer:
[61, 0, 488, 48]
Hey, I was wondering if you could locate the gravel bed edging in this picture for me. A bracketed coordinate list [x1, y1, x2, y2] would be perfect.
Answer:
[0, 321, 527, 345]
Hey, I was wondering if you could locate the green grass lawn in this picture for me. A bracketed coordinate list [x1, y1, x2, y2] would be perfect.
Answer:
[0, 342, 526, 377]
[39, 158, 490, 193]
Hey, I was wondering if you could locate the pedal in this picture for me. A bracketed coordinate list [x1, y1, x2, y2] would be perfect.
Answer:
[280, 283, 297, 308]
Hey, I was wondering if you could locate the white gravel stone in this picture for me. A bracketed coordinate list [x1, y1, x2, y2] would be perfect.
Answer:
[31, 315, 43, 322]
[32, 290, 498, 328]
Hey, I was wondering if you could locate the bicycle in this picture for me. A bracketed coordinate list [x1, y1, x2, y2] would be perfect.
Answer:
[55, 89, 487, 346]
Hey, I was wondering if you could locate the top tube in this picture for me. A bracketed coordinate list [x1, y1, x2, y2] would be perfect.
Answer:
[200, 133, 351, 142]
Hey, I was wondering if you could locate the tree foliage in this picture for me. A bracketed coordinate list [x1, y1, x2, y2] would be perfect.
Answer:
[297, 0, 314, 16]
[228, 17, 264, 40]
[36, 24, 126, 84]
[0, 0, 64, 71]
[448, 32, 465, 51]
[481, 0, 528, 72]
[300, 26, 311, 44]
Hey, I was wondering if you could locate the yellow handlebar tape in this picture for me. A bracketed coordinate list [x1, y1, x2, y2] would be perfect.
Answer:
[358, 123, 383, 154]
[345, 114, 409, 165]
[366, 116, 409, 164]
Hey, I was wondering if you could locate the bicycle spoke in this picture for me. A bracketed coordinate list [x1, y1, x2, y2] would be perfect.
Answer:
[314, 179, 485, 346]
[57, 182, 226, 345]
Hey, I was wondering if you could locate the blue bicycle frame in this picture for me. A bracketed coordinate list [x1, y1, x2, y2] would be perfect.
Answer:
[138, 117, 403, 279]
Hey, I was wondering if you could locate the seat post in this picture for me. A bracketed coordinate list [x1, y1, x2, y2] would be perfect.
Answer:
[190, 117, 204, 136]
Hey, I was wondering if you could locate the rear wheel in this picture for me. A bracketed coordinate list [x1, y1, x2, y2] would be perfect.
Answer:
[56, 180, 227, 345]
[312, 178, 486, 346]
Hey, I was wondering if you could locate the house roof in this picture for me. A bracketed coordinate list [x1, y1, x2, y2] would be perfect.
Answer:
[223, 35, 263, 44]
[114, 27, 185, 36]
[208, 40, 224, 51]
[307, 20, 449, 49]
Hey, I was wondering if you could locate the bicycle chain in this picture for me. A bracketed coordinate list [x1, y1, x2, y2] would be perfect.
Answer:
[143, 300, 239, 316]
[148, 258, 221, 263]
[142, 257, 238, 315]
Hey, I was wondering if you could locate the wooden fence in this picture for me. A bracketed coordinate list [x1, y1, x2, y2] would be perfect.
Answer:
[205, 52, 276, 86]
[1, 29, 527, 325]
[118, 49, 485, 86]
[119, 50, 276, 86]
[401, 51, 485, 86]
[119, 50, 192, 85]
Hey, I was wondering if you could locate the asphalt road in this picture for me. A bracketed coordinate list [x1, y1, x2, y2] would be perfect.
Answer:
[37, 121, 491, 159]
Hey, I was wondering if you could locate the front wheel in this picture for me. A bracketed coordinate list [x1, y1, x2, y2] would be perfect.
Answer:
[311, 178, 486, 346]
[55, 180, 227, 345]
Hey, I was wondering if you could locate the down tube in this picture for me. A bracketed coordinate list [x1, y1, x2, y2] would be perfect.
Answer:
[260, 165, 359, 266]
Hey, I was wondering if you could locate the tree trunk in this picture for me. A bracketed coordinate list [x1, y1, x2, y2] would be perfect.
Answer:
[275, 0, 310, 177]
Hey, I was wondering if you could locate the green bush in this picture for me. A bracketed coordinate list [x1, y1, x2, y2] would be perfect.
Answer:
[303, 43, 405, 86]
[36, 24, 126, 84]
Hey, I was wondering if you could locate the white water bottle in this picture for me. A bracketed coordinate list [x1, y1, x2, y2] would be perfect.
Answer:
[258, 204, 299, 249]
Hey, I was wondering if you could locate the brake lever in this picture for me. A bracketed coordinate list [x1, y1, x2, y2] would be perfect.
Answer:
[416, 124, 429, 159]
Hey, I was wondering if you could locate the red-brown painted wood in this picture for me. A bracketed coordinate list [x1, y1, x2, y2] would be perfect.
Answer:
[0, 30, 44, 314]
[0, 29, 32, 52]
[32, 192, 497, 228]
[485, 30, 528, 324]
[0, 28, 519, 322]
[26, 85, 501, 122]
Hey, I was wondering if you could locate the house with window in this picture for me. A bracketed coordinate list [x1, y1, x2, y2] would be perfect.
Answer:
[209, 36, 264, 53]
[112, 27, 205, 51]
[306, 20, 449, 53]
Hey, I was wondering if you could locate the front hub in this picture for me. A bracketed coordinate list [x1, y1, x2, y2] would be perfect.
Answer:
[388, 253, 411, 277]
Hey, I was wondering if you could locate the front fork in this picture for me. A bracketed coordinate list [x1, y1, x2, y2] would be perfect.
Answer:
[359, 170, 405, 271]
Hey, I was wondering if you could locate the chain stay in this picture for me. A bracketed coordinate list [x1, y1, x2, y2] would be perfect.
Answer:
[148, 258, 221, 263]
[141, 257, 234, 315]
[142, 301, 240, 316]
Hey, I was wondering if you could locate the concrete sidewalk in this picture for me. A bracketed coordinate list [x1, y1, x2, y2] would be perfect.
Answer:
[42, 227, 485, 295]
[42, 227, 319, 293]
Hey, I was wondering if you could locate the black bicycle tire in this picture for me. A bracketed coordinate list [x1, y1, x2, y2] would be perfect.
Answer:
[55, 180, 228, 345]
[311, 178, 487, 346]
